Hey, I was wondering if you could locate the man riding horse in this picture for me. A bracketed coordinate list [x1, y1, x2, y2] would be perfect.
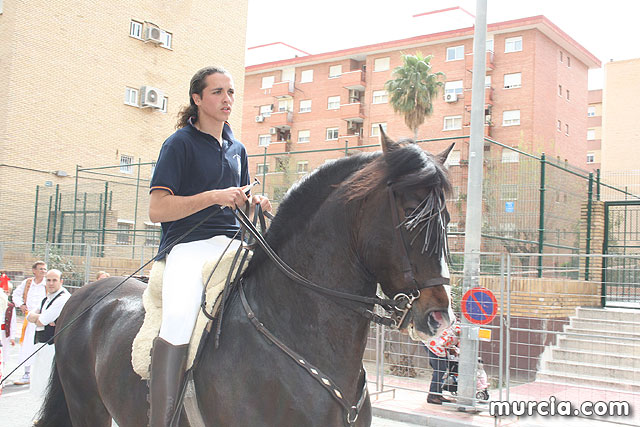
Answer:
[147, 66, 272, 426]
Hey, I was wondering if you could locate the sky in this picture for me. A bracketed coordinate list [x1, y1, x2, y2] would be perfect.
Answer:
[246, 0, 640, 90]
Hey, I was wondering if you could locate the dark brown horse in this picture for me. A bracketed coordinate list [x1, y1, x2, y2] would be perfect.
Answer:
[38, 131, 454, 427]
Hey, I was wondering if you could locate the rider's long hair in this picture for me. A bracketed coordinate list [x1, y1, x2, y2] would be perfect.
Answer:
[176, 66, 230, 129]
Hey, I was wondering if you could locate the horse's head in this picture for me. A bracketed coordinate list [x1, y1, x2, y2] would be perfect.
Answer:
[342, 128, 455, 340]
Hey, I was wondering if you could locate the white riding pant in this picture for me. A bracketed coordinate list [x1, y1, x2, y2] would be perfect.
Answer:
[159, 235, 241, 345]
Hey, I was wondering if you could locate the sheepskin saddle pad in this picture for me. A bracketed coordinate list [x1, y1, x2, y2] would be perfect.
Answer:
[131, 238, 251, 379]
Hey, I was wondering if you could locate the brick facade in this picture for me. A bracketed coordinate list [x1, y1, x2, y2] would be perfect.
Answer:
[0, 0, 248, 243]
[242, 16, 600, 201]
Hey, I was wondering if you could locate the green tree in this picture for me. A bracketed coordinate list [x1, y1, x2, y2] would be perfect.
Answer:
[384, 53, 445, 139]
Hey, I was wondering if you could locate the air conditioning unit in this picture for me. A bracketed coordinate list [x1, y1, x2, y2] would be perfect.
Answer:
[445, 93, 458, 103]
[255, 115, 264, 122]
[140, 86, 164, 109]
[269, 127, 277, 135]
[145, 27, 164, 44]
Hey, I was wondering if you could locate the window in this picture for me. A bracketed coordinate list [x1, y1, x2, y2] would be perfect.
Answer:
[443, 115, 462, 131]
[566, 89, 570, 101]
[124, 87, 138, 106]
[160, 96, 168, 113]
[144, 223, 161, 246]
[372, 90, 388, 104]
[486, 39, 494, 52]
[120, 155, 133, 173]
[559, 51, 563, 62]
[261, 76, 275, 89]
[485, 75, 492, 88]
[329, 65, 342, 78]
[130, 20, 143, 38]
[565, 124, 570, 135]
[275, 157, 289, 172]
[445, 150, 461, 167]
[259, 104, 273, 117]
[505, 36, 522, 53]
[374, 57, 390, 72]
[258, 134, 271, 147]
[567, 56, 571, 67]
[500, 184, 518, 200]
[300, 69, 313, 83]
[502, 110, 520, 126]
[117, 220, 133, 245]
[587, 129, 596, 140]
[326, 127, 339, 140]
[278, 98, 293, 112]
[444, 80, 464, 95]
[499, 222, 516, 238]
[161, 31, 172, 49]
[370, 122, 387, 137]
[501, 150, 520, 163]
[558, 85, 562, 96]
[587, 152, 595, 164]
[446, 45, 464, 61]
[297, 161, 309, 173]
[587, 106, 596, 117]
[327, 96, 340, 110]
[447, 222, 459, 233]
[298, 130, 310, 143]
[257, 163, 269, 175]
[503, 73, 521, 89]
[299, 99, 312, 113]
[557, 120, 562, 131]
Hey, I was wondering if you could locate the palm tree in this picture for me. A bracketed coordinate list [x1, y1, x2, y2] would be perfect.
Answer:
[384, 53, 445, 139]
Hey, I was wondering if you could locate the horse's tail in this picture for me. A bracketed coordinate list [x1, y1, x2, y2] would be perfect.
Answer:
[36, 359, 72, 427]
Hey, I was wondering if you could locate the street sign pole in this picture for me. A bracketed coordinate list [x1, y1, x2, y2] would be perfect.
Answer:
[457, 0, 488, 412]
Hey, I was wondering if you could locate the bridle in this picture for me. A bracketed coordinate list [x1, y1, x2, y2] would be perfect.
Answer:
[216, 184, 450, 426]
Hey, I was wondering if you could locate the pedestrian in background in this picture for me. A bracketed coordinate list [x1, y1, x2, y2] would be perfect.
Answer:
[423, 319, 461, 404]
[95, 271, 110, 281]
[27, 269, 70, 400]
[1, 283, 18, 380]
[12, 261, 47, 385]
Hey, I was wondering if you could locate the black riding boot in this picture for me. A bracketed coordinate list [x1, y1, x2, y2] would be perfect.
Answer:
[149, 337, 189, 427]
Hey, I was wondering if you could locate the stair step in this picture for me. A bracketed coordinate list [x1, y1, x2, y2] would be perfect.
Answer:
[551, 348, 640, 369]
[571, 318, 640, 334]
[543, 360, 640, 382]
[576, 307, 640, 323]
[558, 337, 640, 356]
[563, 327, 640, 340]
[537, 371, 640, 393]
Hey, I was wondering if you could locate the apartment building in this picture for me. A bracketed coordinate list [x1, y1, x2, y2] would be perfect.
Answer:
[0, 0, 248, 243]
[601, 58, 640, 197]
[242, 16, 600, 201]
[586, 89, 602, 172]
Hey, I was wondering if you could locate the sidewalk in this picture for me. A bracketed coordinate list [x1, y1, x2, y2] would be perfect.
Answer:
[369, 374, 639, 426]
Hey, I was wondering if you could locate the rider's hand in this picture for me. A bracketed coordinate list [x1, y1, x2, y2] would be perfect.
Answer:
[215, 187, 249, 210]
[251, 194, 272, 213]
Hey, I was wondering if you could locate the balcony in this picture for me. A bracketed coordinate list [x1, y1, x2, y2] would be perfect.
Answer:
[269, 111, 293, 129]
[340, 103, 364, 122]
[465, 50, 495, 72]
[271, 80, 294, 98]
[340, 70, 366, 91]
[462, 123, 492, 138]
[464, 87, 494, 109]
[339, 133, 362, 147]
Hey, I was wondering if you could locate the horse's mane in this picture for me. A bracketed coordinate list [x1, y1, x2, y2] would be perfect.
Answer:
[244, 141, 451, 274]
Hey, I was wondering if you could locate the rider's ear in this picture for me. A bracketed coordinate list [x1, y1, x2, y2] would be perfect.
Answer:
[379, 126, 397, 153]
[436, 143, 455, 165]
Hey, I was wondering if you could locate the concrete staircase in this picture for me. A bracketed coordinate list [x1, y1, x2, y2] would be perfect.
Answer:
[538, 307, 640, 392]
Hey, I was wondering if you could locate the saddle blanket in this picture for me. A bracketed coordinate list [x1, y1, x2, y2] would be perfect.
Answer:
[132, 237, 251, 379]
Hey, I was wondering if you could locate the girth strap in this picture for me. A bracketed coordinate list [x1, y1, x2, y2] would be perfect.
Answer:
[239, 281, 369, 427]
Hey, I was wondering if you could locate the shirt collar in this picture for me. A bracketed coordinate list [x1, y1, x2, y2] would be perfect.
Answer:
[187, 117, 235, 147]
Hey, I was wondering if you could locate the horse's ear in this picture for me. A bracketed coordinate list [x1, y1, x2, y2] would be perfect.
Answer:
[436, 143, 456, 165]
[379, 126, 397, 153]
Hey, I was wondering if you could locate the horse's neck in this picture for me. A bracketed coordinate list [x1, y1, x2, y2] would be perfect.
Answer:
[246, 213, 373, 381]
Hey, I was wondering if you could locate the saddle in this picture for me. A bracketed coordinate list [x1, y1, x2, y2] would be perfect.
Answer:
[131, 236, 251, 379]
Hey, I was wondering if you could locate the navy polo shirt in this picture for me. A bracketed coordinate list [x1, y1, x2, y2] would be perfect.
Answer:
[150, 121, 250, 258]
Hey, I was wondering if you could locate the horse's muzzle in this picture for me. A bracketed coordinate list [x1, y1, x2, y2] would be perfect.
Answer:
[406, 309, 452, 341]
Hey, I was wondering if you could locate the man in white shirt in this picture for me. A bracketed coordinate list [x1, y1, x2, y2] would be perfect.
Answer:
[27, 269, 70, 399]
[12, 261, 47, 385]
